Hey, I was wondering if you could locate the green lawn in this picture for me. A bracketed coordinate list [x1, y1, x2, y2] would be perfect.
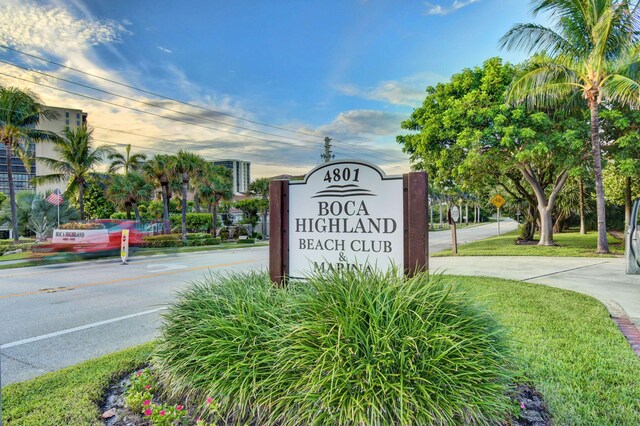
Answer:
[433, 229, 624, 257]
[2, 276, 639, 425]
[1, 343, 153, 426]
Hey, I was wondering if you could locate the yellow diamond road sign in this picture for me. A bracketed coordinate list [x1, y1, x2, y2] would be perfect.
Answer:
[491, 194, 505, 208]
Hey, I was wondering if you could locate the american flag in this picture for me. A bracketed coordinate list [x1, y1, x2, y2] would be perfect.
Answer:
[46, 190, 64, 206]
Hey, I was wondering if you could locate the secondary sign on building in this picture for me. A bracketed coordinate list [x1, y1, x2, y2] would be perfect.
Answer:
[269, 160, 428, 283]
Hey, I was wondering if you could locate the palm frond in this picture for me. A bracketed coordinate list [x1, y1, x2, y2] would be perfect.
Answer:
[603, 73, 640, 106]
[499, 23, 574, 56]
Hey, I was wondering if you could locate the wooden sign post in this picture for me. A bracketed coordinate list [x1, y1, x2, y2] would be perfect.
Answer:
[269, 160, 428, 285]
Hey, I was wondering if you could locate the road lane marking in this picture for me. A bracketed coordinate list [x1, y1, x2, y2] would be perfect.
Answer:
[0, 258, 262, 300]
[0, 307, 166, 349]
[146, 263, 187, 272]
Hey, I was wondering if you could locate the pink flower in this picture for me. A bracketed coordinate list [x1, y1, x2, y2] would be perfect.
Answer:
[520, 401, 526, 410]
[206, 397, 213, 405]
[159, 409, 166, 416]
[143, 400, 151, 406]
[145, 384, 151, 390]
[136, 370, 143, 377]
[176, 405, 184, 411]
[144, 409, 152, 416]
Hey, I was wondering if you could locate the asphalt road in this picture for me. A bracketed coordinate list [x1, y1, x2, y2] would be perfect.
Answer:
[0, 220, 517, 385]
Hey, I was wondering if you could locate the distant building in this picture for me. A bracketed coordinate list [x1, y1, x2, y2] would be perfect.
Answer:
[213, 159, 251, 194]
[0, 105, 87, 195]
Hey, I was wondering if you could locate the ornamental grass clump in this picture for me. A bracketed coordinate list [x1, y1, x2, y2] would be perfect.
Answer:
[153, 270, 514, 425]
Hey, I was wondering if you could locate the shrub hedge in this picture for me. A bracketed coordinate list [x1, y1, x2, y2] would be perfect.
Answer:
[169, 214, 212, 233]
[141, 234, 221, 248]
[154, 270, 513, 425]
[1, 242, 36, 254]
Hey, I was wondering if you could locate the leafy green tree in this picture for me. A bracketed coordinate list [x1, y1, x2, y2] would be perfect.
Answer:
[249, 177, 270, 238]
[143, 154, 173, 233]
[172, 150, 205, 241]
[398, 58, 588, 245]
[234, 198, 266, 228]
[601, 106, 640, 229]
[196, 163, 233, 237]
[0, 87, 58, 241]
[83, 175, 116, 219]
[500, 0, 640, 253]
[34, 126, 113, 220]
[108, 144, 147, 175]
[107, 172, 154, 221]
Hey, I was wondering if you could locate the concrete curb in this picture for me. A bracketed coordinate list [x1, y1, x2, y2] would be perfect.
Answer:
[602, 298, 640, 357]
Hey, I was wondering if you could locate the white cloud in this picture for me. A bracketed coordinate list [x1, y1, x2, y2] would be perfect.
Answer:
[337, 72, 445, 106]
[0, 0, 410, 178]
[157, 46, 173, 54]
[424, 0, 479, 16]
[0, 0, 127, 56]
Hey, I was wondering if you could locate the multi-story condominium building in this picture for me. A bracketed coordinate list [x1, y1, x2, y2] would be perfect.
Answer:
[213, 159, 251, 194]
[0, 105, 87, 195]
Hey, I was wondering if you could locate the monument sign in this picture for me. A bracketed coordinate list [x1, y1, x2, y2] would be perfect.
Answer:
[269, 160, 428, 284]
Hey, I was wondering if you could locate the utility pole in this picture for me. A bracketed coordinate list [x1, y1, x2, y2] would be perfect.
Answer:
[321, 136, 334, 163]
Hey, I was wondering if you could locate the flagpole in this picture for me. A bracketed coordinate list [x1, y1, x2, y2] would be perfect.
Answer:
[57, 188, 60, 228]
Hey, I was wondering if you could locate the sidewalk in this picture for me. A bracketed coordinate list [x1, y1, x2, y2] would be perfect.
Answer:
[430, 256, 640, 329]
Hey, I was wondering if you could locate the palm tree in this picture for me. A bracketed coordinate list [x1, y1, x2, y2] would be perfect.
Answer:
[143, 154, 173, 234]
[197, 164, 232, 237]
[172, 150, 205, 241]
[500, 0, 640, 253]
[108, 144, 147, 175]
[107, 172, 153, 221]
[0, 87, 58, 242]
[33, 126, 113, 220]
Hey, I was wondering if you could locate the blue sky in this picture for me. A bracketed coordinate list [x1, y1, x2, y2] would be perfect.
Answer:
[0, 0, 535, 177]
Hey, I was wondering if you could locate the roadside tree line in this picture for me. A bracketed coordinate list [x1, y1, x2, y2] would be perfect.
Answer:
[0, 86, 270, 243]
[398, 0, 640, 252]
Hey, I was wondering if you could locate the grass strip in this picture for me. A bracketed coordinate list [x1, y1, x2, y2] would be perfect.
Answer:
[2, 343, 153, 426]
[432, 229, 624, 257]
[453, 276, 640, 425]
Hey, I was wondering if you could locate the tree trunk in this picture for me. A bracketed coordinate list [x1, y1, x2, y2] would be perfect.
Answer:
[212, 200, 219, 237]
[590, 100, 609, 253]
[625, 176, 632, 232]
[5, 145, 19, 243]
[262, 196, 268, 239]
[518, 165, 569, 247]
[181, 180, 188, 241]
[194, 193, 200, 213]
[539, 207, 554, 246]
[161, 183, 170, 234]
[78, 181, 85, 220]
[579, 177, 586, 235]
[133, 202, 140, 222]
[125, 202, 132, 220]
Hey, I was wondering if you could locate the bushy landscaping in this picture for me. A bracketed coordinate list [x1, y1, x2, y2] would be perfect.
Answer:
[153, 271, 514, 425]
[433, 229, 625, 257]
[141, 233, 221, 248]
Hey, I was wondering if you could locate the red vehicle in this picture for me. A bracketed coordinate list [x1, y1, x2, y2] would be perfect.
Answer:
[39, 220, 161, 254]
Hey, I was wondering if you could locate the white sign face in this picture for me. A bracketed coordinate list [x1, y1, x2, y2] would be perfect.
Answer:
[451, 206, 460, 222]
[288, 160, 404, 278]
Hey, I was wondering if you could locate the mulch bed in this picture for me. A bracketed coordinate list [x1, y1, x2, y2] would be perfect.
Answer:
[101, 371, 551, 426]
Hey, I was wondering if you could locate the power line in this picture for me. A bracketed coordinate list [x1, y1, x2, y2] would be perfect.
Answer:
[0, 48, 409, 164]
[0, 58, 326, 145]
[0, 70, 325, 155]
[0, 44, 324, 139]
